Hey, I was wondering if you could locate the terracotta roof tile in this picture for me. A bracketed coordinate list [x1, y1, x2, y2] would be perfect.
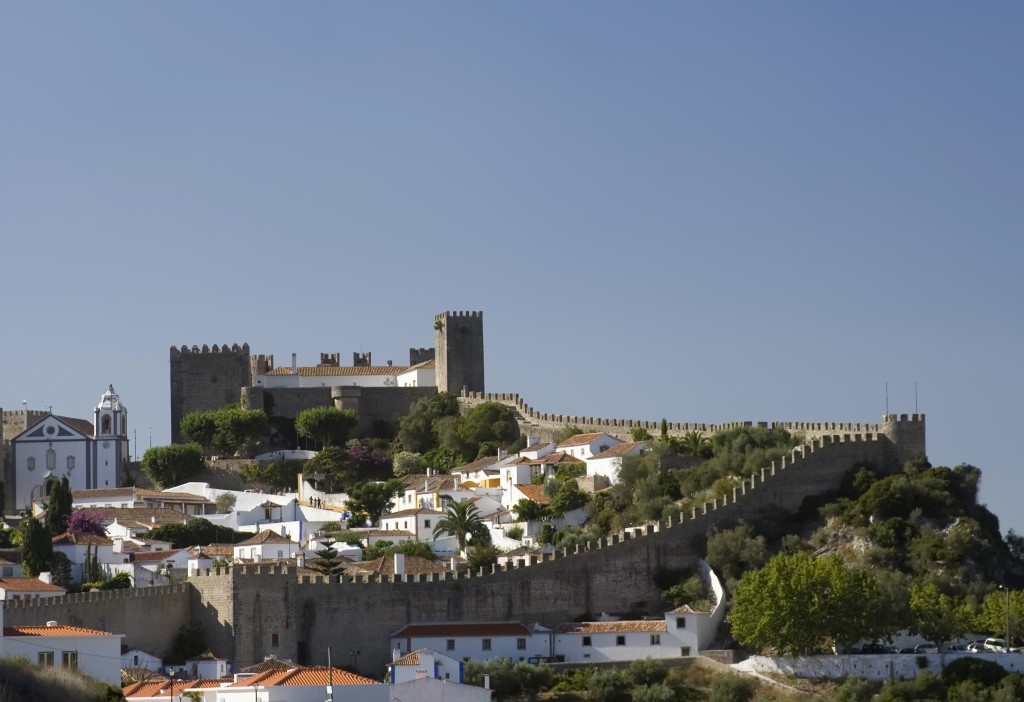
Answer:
[348, 555, 447, 576]
[557, 432, 614, 448]
[132, 549, 183, 563]
[77, 507, 191, 526]
[5, 623, 113, 636]
[556, 620, 666, 634]
[512, 484, 550, 505]
[233, 666, 381, 687]
[52, 531, 114, 546]
[589, 441, 646, 460]
[237, 530, 295, 546]
[529, 451, 584, 466]
[393, 651, 421, 666]
[0, 578, 66, 593]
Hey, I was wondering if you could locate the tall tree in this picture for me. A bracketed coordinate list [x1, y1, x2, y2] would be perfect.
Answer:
[910, 582, 972, 650]
[310, 538, 346, 577]
[20, 516, 53, 577]
[397, 392, 460, 453]
[295, 407, 358, 448]
[44, 476, 73, 535]
[433, 501, 488, 553]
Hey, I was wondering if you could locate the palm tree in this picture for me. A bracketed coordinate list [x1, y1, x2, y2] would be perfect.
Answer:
[680, 430, 712, 458]
[433, 501, 486, 553]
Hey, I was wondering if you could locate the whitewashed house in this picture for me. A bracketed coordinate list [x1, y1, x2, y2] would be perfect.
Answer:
[3, 621, 123, 686]
[397, 360, 436, 387]
[379, 508, 445, 542]
[586, 441, 648, 485]
[0, 577, 66, 601]
[555, 432, 623, 460]
[121, 647, 163, 673]
[185, 649, 229, 679]
[390, 622, 552, 664]
[388, 648, 464, 683]
[51, 531, 116, 583]
[390, 676, 493, 702]
[233, 529, 300, 563]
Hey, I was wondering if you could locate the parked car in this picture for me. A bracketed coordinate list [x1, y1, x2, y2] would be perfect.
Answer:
[966, 640, 985, 652]
[914, 643, 939, 653]
[857, 642, 897, 654]
[984, 638, 1010, 652]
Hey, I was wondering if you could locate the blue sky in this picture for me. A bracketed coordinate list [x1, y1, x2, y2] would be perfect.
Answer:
[2, 4, 1022, 533]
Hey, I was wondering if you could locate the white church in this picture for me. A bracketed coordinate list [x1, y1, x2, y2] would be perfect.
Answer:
[9, 385, 129, 513]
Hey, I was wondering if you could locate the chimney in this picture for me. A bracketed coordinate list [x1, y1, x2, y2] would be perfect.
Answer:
[38, 572, 52, 584]
[393, 648, 402, 662]
[484, 674, 491, 690]
[291, 353, 298, 375]
[46, 620, 59, 627]
[497, 448, 506, 459]
[296, 553, 305, 568]
[394, 553, 405, 576]
[113, 539, 123, 554]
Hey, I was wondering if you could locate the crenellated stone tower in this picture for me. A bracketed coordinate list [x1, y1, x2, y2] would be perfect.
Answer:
[169, 344, 252, 444]
[434, 311, 485, 395]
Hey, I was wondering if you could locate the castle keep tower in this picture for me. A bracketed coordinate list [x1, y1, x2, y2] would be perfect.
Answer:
[169, 344, 252, 443]
[434, 311, 485, 395]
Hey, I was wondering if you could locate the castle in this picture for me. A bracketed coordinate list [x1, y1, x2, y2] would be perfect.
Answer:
[169, 311, 485, 443]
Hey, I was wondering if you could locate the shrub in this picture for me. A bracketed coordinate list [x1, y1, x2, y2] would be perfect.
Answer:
[834, 676, 878, 702]
[587, 668, 629, 702]
[942, 656, 1007, 688]
[708, 674, 753, 702]
[627, 658, 668, 687]
[631, 683, 676, 702]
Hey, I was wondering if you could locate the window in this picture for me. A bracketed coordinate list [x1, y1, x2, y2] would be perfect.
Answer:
[446, 639, 455, 651]
[102, 415, 111, 434]
[62, 651, 78, 670]
[46, 448, 56, 471]
[517, 638, 526, 650]
[272, 633, 279, 647]
[482, 639, 492, 651]
[676, 617, 686, 629]
[38, 652, 54, 666]
[67, 456, 75, 470]
[650, 634, 661, 645]
[582, 636, 591, 647]
[424, 520, 431, 528]
[26, 457, 35, 472]
[680, 646, 691, 656]
[615, 636, 625, 646]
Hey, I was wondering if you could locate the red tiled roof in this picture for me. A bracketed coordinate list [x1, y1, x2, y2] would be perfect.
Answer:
[556, 620, 666, 634]
[52, 531, 114, 546]
[392, 621, 532, 638]
[530, 451, 584, 465]
[132, 549, 183, 563]
[557, 432, 614, 448]
[512, 484, 550, 505]
[0, 578, 66, 593]
[348, 555, 447, 576]
[237, 530, 295, 546]
[383, 508, 444, 519]
[232, 666, 381, 687]
[589, 441, 646, 460]
[5, 623, 112, 637]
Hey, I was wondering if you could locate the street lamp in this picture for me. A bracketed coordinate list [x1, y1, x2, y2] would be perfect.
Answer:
[251, 680, 259, 702]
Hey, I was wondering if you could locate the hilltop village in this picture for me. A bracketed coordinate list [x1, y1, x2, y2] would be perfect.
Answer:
[3, 310, 1018, 701]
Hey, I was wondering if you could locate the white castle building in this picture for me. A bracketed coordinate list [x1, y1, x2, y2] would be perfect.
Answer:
[9, 385, 129, 513]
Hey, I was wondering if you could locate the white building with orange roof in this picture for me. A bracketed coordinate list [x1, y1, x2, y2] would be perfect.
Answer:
[51, 530, 116, 582]
[201, 666, 387, 702]
[555, 432, 623, 460]
[0, 576, 66, 601]
[3, 620, 123, 685]
[233, 529, 300, 563]
[585, 441, 648, 485]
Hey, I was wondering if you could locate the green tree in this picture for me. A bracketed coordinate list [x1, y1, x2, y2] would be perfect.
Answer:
[976, 589, 1024, 644]
[363, 540, 438, 562]
[50, 552, 73, 587]
[708, 675, 753, 702]
[44, 476, 73, 535]
[397, 392, 460, 453]
[310, 538, 346, 577]
[141, 444, 206, 488]
[704, 522, 768, 593]
[180, 407, 268, 456]
[587, 668, 629, 702]
[145, 518, 249, 548]
[345, 479, 403, 526]
[392, 451, 428, 477]
[629, 427, 653, 442]
[433, 501, 487, 553]
[513, 498, 547, 522]
[295, 407, 358, 448]
[554, 425, 583, 444]
[679, 430, 713, 459]
[20, 516, 53, 577]
[909, 582, 972, 650]
[730, 552, 887, 655]
[215, 493, 237, 513]
[240, 459, 306, 491]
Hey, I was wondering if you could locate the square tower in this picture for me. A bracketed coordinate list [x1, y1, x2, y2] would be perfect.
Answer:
[434, 311, 485, 395]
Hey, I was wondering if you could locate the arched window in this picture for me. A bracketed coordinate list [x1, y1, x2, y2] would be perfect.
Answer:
[46, 448, 56, 471]
[67, 456, 75, 471]
[26, 457, 36, 472]
[101, 415, 112, 434]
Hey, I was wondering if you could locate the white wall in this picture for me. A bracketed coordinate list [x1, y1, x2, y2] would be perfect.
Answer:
[737, 652, 1024, 681]
[4, 632, 124, 686]
[390, 634, 551, 664]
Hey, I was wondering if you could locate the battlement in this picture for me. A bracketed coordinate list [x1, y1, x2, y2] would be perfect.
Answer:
[319, 353, 341, 366]
[170, 343, 250, 357]
[353, 352, 372, 367]
[2, 583, 188, 610]
[251, 354, 274, 374]
[435, 311, 483, 321]
[409, 347, 435, 365]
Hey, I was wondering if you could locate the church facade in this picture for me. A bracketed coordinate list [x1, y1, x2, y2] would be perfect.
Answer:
[9, 386, 129, 513]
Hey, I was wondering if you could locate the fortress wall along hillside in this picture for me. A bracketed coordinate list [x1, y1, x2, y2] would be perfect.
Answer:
[6, 414, 924, 675]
